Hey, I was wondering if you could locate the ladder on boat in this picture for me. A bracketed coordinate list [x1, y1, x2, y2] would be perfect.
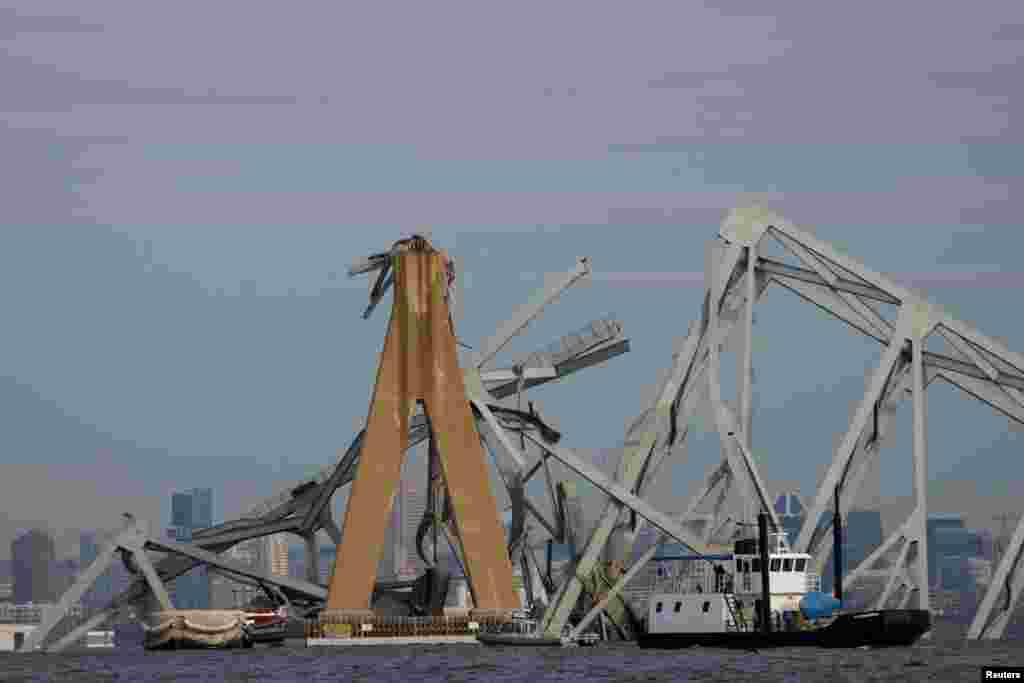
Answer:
[723, 594, 748, 632]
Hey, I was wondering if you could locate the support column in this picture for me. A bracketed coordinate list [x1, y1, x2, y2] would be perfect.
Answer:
[131, 548, 173, 611]
[48, 607, 120, 653]
[305, 534, 319, 586]
[740, 245, 756, 453]
[911, 308, 931, 613]
[327, 246, 517, 616]
[969, 511, 1024, 639]
[22, 537, 120, 652]
[875, 539, 912, 610]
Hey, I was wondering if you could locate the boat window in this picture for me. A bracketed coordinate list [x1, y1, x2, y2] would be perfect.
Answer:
[744, 560, 751, 573]
[655, 602, 663, 613]
[770, 558, 781, 571]
[795, 558, 807, 572]
[736, 559, 742, 573]
[702, 601, 711, 613]
[751, 558, 761, 572]
[782, 558, 793, 572]
[674, 602, 682, 613]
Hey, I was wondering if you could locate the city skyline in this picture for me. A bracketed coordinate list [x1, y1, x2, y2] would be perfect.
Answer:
[0, 488, 1012, 631]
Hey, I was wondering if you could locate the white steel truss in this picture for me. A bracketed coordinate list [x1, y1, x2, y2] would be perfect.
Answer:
[542, 205, 1024, 640]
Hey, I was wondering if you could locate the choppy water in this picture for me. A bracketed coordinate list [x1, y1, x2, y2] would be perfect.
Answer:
[1, 637, 1022, 682]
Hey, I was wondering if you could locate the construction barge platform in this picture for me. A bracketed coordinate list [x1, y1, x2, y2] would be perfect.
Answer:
[306, 614, 508, 647]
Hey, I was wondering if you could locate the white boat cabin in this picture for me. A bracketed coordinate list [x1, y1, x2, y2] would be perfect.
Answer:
[646, 531, 821, 634]
[731, 532, 819, 599]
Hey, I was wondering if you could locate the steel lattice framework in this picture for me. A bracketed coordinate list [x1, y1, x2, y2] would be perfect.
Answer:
[25, 254, 630, 652]
[538, 206, 1024, 641]
[26, 209, 1024, 650]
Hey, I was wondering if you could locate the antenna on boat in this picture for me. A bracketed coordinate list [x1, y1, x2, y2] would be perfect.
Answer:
[833, 485, 843, 606]
[757, 513, 771, 635]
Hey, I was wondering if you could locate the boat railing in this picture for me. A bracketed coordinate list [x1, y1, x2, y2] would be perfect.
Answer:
[649, 558, 730, 595]
[723, 593, 750, 633]
[805, 573, 821, 593]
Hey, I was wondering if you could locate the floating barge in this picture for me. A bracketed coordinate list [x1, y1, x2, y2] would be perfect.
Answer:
[306, 614, 507, 647]
[144, 610, 247, 650]
[143, 608, 289, 650]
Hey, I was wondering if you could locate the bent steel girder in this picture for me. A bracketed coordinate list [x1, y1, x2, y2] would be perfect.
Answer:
[969, 511, 1024, 639]
[240, 327, 628, 529]
[35, 253, 628, 648]
[569, 460, 735, 640]
[561, 205, 1022, 639]
[25, 515, 328, 653]
[705, 235, 781, 535]
[173, 301, 625, 606]
[722, 206, 1023, 621]
[540, 236, 785, 638]
[539, 322, 705, 636]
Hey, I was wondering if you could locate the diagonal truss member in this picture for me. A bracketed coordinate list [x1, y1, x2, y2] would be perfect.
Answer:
[543, 205, 1024, 640]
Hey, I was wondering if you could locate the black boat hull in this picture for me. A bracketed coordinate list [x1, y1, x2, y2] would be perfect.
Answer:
[242, 621, 289, 647]
[637, 609, 930, 650]
[476, 633, 564, 647]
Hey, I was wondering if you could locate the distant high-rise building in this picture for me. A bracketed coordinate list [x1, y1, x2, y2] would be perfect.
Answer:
[773, 492, 806, 544]
[52, 558, 79, 597]
[12, 529, 57, 604]
[170, 487, 213, 531]
[171, 493, 193, 528]
[266, 535, 288, 577]
[381, 482, 404, 580]
[844, 509, 883, 574]
[976, 528, 996, 561]
[209, 539, 263, 609]
[318, 545, 336, 586]
[400, 482, 429, 577]
[928, 514, 965, 588]
[928, 514, 982, 591]
[817, 510, 881, 595]
[287, 546, 306, 582]
[167, 487, 215, 608]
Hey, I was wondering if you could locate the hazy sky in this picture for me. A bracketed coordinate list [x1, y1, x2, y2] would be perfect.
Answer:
[1, 2, 1022, 556]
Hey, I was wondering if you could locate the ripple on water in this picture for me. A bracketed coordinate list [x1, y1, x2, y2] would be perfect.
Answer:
[0, 637, 1021, 682]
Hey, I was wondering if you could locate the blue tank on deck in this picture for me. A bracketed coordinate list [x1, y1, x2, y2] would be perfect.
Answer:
[799, 591, 841, 619]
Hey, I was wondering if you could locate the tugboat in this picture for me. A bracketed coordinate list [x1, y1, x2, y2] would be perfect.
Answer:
[637, 503, 931, 650]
